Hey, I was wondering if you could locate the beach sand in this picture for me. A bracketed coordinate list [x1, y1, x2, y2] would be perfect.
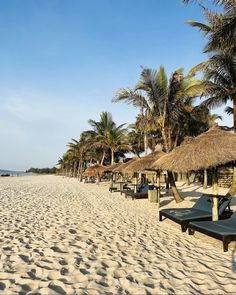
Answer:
[0, 175, 235, 294]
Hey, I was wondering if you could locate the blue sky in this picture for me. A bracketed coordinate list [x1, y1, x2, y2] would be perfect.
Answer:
[0, 0, 232, 170]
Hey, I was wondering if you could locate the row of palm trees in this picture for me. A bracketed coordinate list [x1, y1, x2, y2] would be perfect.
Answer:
[58, 0, 236, 194]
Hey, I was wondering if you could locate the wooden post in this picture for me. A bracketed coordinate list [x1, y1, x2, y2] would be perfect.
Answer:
[148, 189, 157, 203]
[156, 172, 161, 208]
[110, 174, 114, 189]
[212, 167, 219, 221]
[203, 169, 208, 189]
[134, 175, 138, 193]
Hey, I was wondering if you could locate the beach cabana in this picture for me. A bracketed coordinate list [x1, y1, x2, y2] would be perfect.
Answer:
[151, 126, 236, 220]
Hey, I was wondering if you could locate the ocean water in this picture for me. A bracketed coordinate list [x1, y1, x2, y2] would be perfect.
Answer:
[0, 169, 32, 176]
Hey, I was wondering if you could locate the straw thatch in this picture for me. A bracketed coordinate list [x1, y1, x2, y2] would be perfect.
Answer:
[151, 127, 236, 173]
[103, 162, 122, 173]
[112, 157, 139, 173]
[123, 151, 166, 174]
[83, 164, 106, 177]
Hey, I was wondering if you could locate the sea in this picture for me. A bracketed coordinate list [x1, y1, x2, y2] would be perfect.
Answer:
[0, 169, 33, 176]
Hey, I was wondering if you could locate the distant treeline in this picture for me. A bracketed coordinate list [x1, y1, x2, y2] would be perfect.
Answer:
[26, 167, 57, 174]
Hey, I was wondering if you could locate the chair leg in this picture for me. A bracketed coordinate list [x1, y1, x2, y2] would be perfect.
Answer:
[223, 237, 230, 252]
[188, 228, 195, 235]
[181, 223, 188, 232]
[159, 212, 163, 221]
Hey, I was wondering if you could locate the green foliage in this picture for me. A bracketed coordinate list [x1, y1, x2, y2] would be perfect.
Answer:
[26, 167, 57, 174]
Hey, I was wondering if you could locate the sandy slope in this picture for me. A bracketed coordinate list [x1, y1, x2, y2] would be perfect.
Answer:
[0, 175, 235, 294]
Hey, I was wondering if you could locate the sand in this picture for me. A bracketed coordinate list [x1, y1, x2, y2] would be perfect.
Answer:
[0, 175, 235, 294]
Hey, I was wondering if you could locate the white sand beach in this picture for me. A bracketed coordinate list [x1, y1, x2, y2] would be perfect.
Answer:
[0, 175, 235, 294]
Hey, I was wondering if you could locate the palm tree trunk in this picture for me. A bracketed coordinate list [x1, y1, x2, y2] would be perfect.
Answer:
[233, 97, 236, 133]
[144, 132, 148, 155]
[228, 163, 236, 196]
[167, 171, 183, 203]
[111, 149, 115, 165]
[100, 150, 106, 165]
[228, 97, 236, 195]
[73, 162, 77, 178]
[186, 172, 190, 186]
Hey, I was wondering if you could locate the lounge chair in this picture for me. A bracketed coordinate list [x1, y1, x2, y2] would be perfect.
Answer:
[188, 212, 236, 252]
[109, 182, 132, 193]
[159, 195, 232, 232]
[125, 184, 149, 200]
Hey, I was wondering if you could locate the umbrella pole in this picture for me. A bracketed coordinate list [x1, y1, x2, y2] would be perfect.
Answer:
[156, 171, 161, 208]
[212, 167, 219, 221]
[110, 173, 114, 188]
[134, 173, 138, 193]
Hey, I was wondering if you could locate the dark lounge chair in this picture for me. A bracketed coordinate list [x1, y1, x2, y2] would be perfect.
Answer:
[159, 195, 232, 232]
[109, 182, 132, 193]
[188, 212, 236, 252]
[125, 184, 149, 200]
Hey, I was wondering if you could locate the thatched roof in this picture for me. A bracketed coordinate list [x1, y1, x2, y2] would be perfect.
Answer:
[103, 162, 122, 173]
[123, 151, 166, 173]
[151, 127, 236, 173]
[83, 164, 106, 177]
[112, 157, 139, 173]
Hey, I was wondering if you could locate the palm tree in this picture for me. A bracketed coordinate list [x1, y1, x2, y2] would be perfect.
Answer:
[128, 125, 145, 156]
[183, 0, 236, 54]
[184, 0, 236, 129]
[113, 66, 203, 203]
[185, 0, 236, 194]
[87, 112, 130, 165]
[113, 72, 160, 155]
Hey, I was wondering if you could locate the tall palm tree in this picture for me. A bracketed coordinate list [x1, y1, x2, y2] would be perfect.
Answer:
[113, 66, 203, 202]
[185, 0, 236, 194]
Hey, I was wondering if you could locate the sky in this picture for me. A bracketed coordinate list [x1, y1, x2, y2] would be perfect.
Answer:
[0, 0, 232, 171]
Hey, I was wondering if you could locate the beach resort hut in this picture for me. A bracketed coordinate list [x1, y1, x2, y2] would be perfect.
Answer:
[151, 127, 236, 220]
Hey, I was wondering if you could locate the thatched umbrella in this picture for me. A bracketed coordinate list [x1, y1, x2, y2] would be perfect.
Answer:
[83, 164, 106, 181]
[151, 127, 236, 220]
[124, 151, 166, 174]
[103, 162, 123, 189]
[103, 162, 122, 173]
[111, 158, 139, 191]
[112, 157, 139, 174]
[123, 150, 166, 202]
[151, 127, 236, 173]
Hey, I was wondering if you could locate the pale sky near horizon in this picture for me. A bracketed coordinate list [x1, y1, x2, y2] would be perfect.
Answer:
[0, 0, 232, 171]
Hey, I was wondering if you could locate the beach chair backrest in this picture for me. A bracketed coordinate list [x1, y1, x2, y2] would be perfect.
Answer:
[193, 195, 212, 212]
[193, 195, 231, 214]
[229, 211, 236, 219]
[218, 196, 232, 215]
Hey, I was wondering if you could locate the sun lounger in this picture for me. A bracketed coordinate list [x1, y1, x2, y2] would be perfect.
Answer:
[159, 195, 232, 232]
[109, 182, 132, 193]
[188, 212, 236, 252]
[125, 184, 149, 200]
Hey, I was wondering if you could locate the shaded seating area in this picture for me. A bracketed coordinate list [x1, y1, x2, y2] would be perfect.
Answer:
[159, 195, 232, 232]
[188, 212, 236, 252]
